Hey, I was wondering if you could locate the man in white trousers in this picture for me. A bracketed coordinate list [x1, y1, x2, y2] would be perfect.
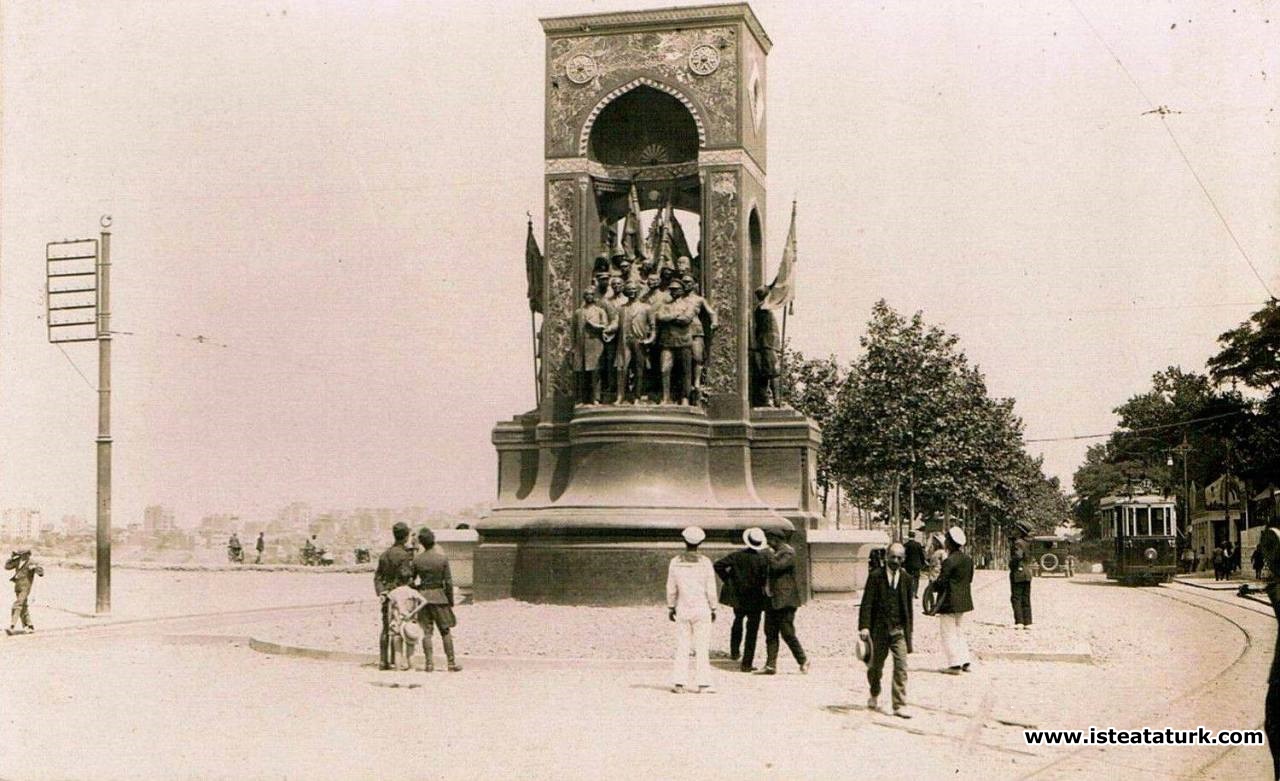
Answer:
[666, 525, 719, 693]
[926, 526, 975, 674]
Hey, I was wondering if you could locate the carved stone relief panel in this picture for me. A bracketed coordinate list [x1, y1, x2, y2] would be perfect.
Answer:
[547, 27, 739, 158]
[544, 179, 578, 400]
[704, 170, 740, 397]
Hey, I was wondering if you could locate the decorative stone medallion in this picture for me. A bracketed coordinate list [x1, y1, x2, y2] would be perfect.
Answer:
[565, 54, 599, 85]
[688, 44, 721, 76]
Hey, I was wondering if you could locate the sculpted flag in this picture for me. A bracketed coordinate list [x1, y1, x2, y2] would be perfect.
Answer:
[525, 218, 543, 314]
[668, 208, 693, 264]
[762, 201, 797, 312]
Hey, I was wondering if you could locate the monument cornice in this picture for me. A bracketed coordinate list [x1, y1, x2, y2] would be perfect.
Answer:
[540, 3, 772, 53]
[545, 149, 764, 185]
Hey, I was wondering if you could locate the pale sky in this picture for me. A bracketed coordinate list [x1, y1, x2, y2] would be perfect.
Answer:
[2, 1, 1276, 526]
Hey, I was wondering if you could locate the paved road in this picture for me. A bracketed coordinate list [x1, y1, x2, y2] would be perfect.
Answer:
[0, 571, 1273, 780]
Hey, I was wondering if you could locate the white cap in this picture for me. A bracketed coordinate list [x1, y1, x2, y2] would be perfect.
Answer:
[948, 526, 967, 547]
[681, 526, 706, 546]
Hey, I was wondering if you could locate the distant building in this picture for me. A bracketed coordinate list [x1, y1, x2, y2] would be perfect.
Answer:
[143, 504, 177, 536]
[272, 502, 312, 534]
[1, 508, 43, 541]
[62, 514, 90, 535]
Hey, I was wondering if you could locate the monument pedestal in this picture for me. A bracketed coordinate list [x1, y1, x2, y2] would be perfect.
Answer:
[476, 404, 819, 604]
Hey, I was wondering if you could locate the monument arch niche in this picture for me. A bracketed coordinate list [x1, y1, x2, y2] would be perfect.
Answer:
[476, 3, 821, 605]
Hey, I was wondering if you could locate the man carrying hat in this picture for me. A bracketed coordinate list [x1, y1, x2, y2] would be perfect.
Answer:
[666, 526, 719, 693]
[6, 549, 43, 634]
[757, 527, 809, 675]
[859, 542, 914, 718]
[713, 527, 770, 672]
[374, 522, 415, 670]
[1009, 519, 1035, 629]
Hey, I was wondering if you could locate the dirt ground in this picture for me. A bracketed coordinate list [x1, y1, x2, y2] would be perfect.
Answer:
[2, 568, 1271, 780]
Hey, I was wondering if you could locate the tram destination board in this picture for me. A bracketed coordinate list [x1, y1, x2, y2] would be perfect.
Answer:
[46, 238, 99, 344]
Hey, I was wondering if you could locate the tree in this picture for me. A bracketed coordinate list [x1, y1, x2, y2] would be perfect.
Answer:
[1208, 299, 1280, 391]
[825, 300, 1065, 545]
[781, 350, 846, 513]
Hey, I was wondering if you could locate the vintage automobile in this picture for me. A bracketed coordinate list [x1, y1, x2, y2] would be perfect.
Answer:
[1028, 535, 1075, 577]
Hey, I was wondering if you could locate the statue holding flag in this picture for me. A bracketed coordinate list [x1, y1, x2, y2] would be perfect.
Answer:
[752, 201, 798, 407]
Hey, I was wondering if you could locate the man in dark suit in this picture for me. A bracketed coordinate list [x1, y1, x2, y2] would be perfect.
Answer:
[859, 542, 914, 718]
[903, 532, 926, 598]
[714, 527, 770, 672]
[756, 527, 809, 675]
[1254, 519, 1280, 779]
[926, 526, 975, 674]
[1009, 519, 1034, 629]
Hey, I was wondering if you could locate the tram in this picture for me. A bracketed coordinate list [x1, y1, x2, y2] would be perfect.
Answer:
[1100, 490, 1178, 585]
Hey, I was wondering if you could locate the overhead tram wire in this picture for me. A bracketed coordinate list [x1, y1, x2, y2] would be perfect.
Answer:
[1024, 409, 1245, 443]
[55, 343, 96, 392]
[1066, 0, 1276, 301]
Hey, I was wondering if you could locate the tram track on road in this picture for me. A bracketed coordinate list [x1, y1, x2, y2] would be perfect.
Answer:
[1022, 579, 1269, 780]
[0, 599, 371, 650]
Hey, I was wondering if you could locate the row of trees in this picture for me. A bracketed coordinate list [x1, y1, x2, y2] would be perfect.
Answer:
[782, 300, 1070, 549]
[1072, 299, 1280, 538]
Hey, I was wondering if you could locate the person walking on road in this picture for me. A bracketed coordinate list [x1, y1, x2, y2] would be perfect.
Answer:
[5, 549, 43, 634]
[757, 527, 809, 675]
[667, 526, 718, 693]
[859, 542, 914, 718]
[255, 532, 265, 564]
[374, 522, 414, 671]
[926, 526, 974, 674]
[713, 527, 769, 672]
[1009, 519, 1034, 629]
[1180, 545, 1195, 574]
[903, 532, 926, 599]
[1213, 544, 1227, 581]
[411, 527, 461, 672]
[1253, 518, 1280, 779]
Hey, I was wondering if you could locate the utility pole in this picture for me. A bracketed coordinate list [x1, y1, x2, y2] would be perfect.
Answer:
[96, 216, 113, 614]
[45, 216, 113, 614]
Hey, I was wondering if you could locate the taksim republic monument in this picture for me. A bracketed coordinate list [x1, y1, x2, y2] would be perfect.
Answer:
[475, 3, 824, 604]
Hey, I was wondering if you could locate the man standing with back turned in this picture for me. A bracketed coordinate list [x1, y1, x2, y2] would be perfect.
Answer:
[903, 531, 926, 599]
[1009, 519, 1034, 629]
[374, 522, 414, 671]
[713, 527, 769, 672]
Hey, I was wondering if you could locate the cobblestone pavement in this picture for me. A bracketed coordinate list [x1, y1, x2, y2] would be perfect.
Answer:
[0, 570, 1272, 780]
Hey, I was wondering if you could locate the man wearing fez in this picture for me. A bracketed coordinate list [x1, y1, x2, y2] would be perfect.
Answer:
[750, 286, 783, 407]
[713, 528, 769, 672]
[655, 279, 697, 405]
[412, 527, 461, 672]
[682, 275, 717, 402]
[374, 522, 414, 670]
[614, 281, 656, 405]
[572, 289, 615, 405]
[859, 542, 914, 718]
[6, 549, 43, 634]
[1009, 519, 1035, 629]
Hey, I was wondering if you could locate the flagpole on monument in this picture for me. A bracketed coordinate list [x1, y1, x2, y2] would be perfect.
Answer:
[525, 212, 544, 406]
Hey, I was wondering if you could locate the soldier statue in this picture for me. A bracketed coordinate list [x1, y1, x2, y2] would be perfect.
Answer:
[614, 281, 657, 404]
[572, 289, 616, 405]
[655, 279, 698, 405]
[681, 275, 718, 403]
[751, 286, 783, 407]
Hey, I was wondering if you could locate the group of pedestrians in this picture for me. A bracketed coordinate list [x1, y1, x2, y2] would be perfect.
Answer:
[856, 525, 977, 718]
[667, 525, 808, 693]
[374, 522, 462, 673]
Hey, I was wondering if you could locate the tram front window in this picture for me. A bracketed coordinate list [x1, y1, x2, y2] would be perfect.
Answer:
[1135, 506, 1150, 535]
